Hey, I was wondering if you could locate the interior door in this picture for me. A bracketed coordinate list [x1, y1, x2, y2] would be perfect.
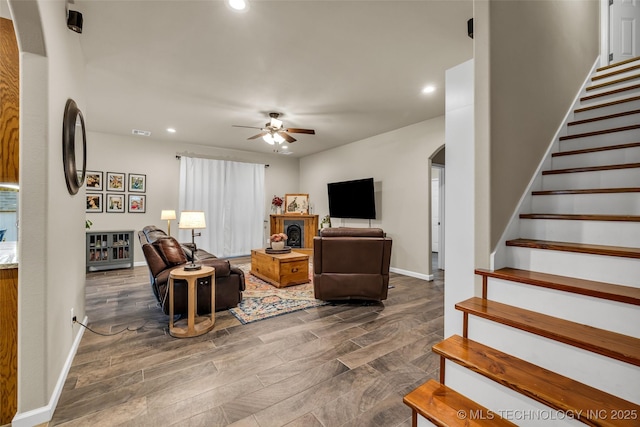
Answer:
[610, 0, 640, 62]
[431, 168, 440, 253]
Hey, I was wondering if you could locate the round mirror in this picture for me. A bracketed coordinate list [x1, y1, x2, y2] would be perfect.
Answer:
[62, 99, 87, 195]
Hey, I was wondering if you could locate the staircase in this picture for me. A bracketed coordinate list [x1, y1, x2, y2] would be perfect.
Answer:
[404, 58, 640, 426]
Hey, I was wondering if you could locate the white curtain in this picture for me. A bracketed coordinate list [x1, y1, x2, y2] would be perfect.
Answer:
[178, 157, 265, 257]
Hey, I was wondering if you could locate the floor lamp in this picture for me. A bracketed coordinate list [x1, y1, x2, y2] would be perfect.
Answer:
[161, 210, 176, 236]
[179, 211, 206, 271]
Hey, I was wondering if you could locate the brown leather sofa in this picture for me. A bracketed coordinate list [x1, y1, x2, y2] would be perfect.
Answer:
[313, 227, 392, 301]
[138, 225, 244, 314]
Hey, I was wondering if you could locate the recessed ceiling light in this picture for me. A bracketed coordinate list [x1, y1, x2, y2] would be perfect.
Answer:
[167, 128, 176, 133]
[228, 0, 248, 11]
[422, 85, 436, 94]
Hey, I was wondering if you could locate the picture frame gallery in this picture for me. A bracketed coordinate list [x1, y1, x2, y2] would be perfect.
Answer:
[85, 171, 147, 213]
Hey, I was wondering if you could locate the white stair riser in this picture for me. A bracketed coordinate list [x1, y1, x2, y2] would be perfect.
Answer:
[485, 277, 640, 337]
[558, 128, 640, 151]
[446, 363, 583, 427]
[592, 68, 640, 85]
[582, 79, 640, 98]
[541, 168, 640, 190]
[573, 97, 640, 121]
[566, 113, 640, 135]
[519, 219, 640, 247]
[551, 146, 640, 169]
[594, 62, 640, 79]
[531, 192, 640, 215]
[580, 86, 640, 105]
[467, 319, 640, 405]
[506, 246, 640, 287]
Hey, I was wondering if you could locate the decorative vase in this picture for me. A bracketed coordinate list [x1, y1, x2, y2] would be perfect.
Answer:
[276, 206, 282, 215]
[271, 241, 285, 250]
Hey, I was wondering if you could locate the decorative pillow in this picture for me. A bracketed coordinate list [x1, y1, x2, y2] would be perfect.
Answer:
[152, 237, 187, 266]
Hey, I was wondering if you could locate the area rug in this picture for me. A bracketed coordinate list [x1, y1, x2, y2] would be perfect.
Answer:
[229, 263, 328, 324]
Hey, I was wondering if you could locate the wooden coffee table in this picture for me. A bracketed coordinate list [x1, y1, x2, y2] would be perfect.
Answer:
[250, 249, 310, 288]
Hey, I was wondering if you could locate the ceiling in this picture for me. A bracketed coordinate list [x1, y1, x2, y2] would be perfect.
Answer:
[35, 1, 473, 157]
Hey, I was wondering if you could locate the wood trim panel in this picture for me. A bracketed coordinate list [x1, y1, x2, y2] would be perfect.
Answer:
[0, 18, 19, 183]
[505, 238, 640, 259]
[532, 188, 640, 196]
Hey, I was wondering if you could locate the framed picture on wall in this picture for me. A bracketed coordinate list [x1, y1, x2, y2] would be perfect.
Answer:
[128, 194, 146, 213]
[85, 171, 103, 191]
[128, 173, 146, 192]
[106, 193, 125, 213]
[106, 172, 125, 191]
[284, 193, 309, 214]
[86, 193, 103, 213]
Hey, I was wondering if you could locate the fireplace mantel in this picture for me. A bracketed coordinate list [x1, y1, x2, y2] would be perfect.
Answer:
[269, 214, 318, 256]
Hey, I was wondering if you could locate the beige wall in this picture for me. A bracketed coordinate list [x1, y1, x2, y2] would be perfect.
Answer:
[487, 0, 599, 248]
[300, 117, 445, 277]
[87, 132, 300, 262]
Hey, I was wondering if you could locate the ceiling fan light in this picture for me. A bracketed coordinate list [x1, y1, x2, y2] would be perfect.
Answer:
[262, 134, 275, 145]
[228, 0, 247, 11]
[270, 117, 283, 129]
[274, 133, 285, 144]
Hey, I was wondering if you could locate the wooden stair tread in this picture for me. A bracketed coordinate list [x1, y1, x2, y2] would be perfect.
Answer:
[586, 73, 640, 91]
[403, 379, 516, 427]
[542, 162, 640, 175]
[575, 95, 640, 113]
[552, 141, 640, 157]
[580, 83, 640, 102]
[559, 124, 640, 141]
[434, 335, 640, 426]
[475, 267, 640, 305]
[568, 109, 640, 126]
[456, 297, 640, 366]
[597, 56, 640, 72]
[506, 238, 640, 259]
[593, 63, 640, 81]
[519, 213, 640, 222]
[532, 188, 640, 195]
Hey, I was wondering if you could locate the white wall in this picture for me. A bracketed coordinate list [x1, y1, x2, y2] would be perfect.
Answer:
[443, 59, 474, 338]
[86, 131, 300, 262]
[9, 0, 87, 420]
[299, 117, 445, 278]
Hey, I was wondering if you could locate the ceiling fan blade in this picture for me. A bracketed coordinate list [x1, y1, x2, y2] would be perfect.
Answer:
[248, 132, 267, 140]
[285, 128, 315, 135]
[278, 131, 296, 143]
[232, 125, 263, 130]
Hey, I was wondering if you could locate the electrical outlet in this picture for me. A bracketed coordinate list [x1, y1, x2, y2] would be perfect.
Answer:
[71, 308, 75, 325]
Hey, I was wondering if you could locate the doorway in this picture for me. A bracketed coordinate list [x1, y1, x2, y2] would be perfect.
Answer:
[429, 146, 445, 274]
[602, 0, 640, 65]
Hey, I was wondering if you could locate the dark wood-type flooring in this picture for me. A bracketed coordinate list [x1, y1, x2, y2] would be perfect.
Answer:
[50, 255, 444, 427]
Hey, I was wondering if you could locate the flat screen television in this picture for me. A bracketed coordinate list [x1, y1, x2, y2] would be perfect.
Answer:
[327, 178, 376, 219]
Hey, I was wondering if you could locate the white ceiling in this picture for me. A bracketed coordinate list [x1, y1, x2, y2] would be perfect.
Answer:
[74, 0, 472, 157]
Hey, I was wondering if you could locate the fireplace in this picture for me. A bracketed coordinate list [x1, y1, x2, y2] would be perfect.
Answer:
[284, 220, 304, 248]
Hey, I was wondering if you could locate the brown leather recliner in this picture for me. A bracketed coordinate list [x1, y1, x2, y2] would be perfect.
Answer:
[139, 226, 244, 314]
[313, 227, 392, 301]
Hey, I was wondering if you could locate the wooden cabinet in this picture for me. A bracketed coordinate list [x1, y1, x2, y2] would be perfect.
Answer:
[269, 214, 318, 256]
[86, 231, 134, 272]
[0, 18, 19, 184]
[0, 267, 17, 425]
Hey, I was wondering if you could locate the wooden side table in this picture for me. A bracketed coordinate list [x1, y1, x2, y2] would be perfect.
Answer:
[168, 265, 215, 338]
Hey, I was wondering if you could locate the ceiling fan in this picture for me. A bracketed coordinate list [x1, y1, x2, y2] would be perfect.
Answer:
[233, 112, 315, 145]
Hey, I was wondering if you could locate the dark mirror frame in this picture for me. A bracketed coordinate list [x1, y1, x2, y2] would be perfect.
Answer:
[62, 98, 87, 195]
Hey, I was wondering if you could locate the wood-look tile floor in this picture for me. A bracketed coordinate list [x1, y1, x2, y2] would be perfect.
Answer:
[50, 256, 444, 427]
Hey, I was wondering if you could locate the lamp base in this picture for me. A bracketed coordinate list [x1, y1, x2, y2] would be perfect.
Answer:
[183, 263, 202, 271]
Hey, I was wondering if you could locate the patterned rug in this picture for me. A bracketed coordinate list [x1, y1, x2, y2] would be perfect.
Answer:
[229, 263, 328, 324]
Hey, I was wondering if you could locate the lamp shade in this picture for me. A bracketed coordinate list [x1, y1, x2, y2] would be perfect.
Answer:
[160, 210, 176, 220]
[179, 211, 206, 229]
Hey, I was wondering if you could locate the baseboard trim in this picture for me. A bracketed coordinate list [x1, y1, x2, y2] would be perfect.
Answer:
[11, 315, 87, 427]
[133, 261, 147, 267]
[390, 267, 433, 281]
